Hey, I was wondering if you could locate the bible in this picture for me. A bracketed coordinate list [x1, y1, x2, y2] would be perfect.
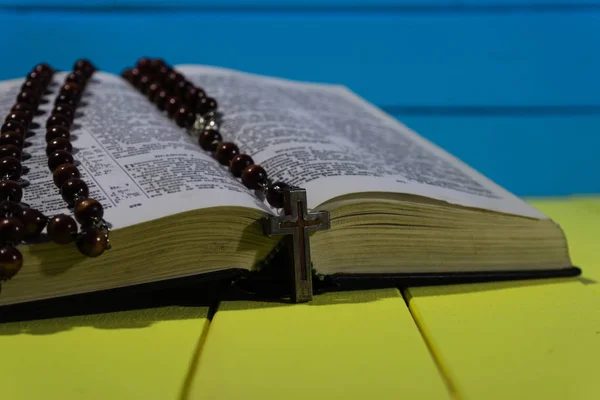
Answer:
[0, 64, 579, 306]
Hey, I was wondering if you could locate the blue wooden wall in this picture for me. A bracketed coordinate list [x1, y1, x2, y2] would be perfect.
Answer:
[1, 1, 598, 196]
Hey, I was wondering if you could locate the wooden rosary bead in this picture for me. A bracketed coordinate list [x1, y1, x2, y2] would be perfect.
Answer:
[46, 137, 72, 155]
[33, 63, 53, 78]
[0, 201, 22, 217]
[47, 214, 78, 244]
[77, 227, 108, 257]
[46, 114, 71, 129]
[46, 126, 71, 142]
[19, 208, 47, 238]
[196, 97, 218, 115]
[0, 157, 22, 181]
[0, 217, 25, 244]
[11, 103, 33, 118]
[215, 142, 240, 166]
[0, 144, 22, 160]
[150, 58, 167, 73]
[0, 247, 23, 280]
[48, 150, 75, 171]
[174, 105, 196, 128]
[60, 83, 82, 101]
[136, 57, 152, 72]
[166, 96, 180, 118]
[74, 198, 104, 225]
[0, 132, 23, 148]
[73, 59, 95, 78]
[266, 181, 289, 208]
[147, 82, 162, 102]
[138, 75, 152, 93]
[229, 154, 254, 178]
[65, 71, 87, 86]
[61, 178, 89, 205]
[241, 165, 268, 190]
[16, 89, 39, 106]
[183, 86, 205, 108]
[53, 164, 80, 187]
[21, 80, 44, 96]
[53, 104, 76, 124]
[54, 93, 77, 108]
[1, 121, 26, 136]
[155, 90, 169, 111]
[5, 111, 31, 127]
[198, 130, 223, 152]
[0, 180, 22, 202]
[27, 70, 48, 85]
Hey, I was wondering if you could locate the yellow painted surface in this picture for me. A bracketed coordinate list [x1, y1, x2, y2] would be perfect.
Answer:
[406, 197, 600, 400]
[0, 306, 209, 400]
[189, 289, 450, 400]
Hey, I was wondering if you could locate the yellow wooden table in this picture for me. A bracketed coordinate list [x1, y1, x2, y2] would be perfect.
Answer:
[1, 197, 599, 400]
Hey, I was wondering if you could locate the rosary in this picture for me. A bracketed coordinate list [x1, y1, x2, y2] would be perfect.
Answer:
[0, 57, 330, 303]
[121, 57, 330, 302]
[0, 60, 111, 294]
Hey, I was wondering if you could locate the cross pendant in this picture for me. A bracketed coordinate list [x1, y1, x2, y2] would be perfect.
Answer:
[263, 187, 330, 303]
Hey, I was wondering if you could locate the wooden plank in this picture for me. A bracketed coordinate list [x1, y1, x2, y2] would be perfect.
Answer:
[399, 115, 600, 197]
[0, 10, 598, 107]
[0, 306, 209, 399]
[189, 289, 450, 400]
[405, 200, 600, 400]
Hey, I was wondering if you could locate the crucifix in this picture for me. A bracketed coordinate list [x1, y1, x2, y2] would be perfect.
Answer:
[263, 187, 330, 303]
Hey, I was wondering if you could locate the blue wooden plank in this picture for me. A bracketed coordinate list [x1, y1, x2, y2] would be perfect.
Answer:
[0, 9, 598, 108]
[399, 114, 600, 196]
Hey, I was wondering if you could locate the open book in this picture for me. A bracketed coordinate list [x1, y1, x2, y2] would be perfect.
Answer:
[0, 65, 578, 306]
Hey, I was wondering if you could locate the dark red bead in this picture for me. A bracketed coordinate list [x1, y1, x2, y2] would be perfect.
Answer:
[27, 70, 48, 85]
[0, 201, 22, 217]
[174, 105, 195, 128]
[60, 83, 82, 100]
[150, 58, 167, 73]
[165, 71, 184, 93]
[46, 137, 73, 155]
[155, 90, 169, 111]
[45, 126, 71, 142]
[1, 121, 26, 136]
[266, 181, 289, 208]
[65, 71, 87, 86]
[136, 57, 152, 72]
[0, 132, 23, 148]
[0, 247, 23, 280]
[166, 96, 179, 118]
[129, 68, 141, 86]
[0, 157, 22, 181]
[5, 111, 30, 127]
[54, 93, 77, 108]
[0, 145, 21, 160]
[47, 214, 78, 244]
[0, 181, 22, 202]
[52, 104, 76, 124]
[11, 103, 33, 119]
[33, 63, 53, 77]
[215, 142, 240, 166]
[16, 90, 39, 106]
[242, 165, 268, 190]
[196, 97, 217, 115]
[183, 86, 206, 108]
[175, 80, 192, 98]
[198, 130, 223, 152]
[48, 150, 74, 171]
[0, 217, 25, 244]
[74, 198, 104, 225]
[61, 178, 89, 204]
[73, 59, 95, 78]
[53, 164, 80, 187]
[18, 208, 47, 238]
[21, 79, 44, 96]
[46, 114, 71, 130]
[229, 154, 254, 178]
[138, 75, 152, 93]
[147, 82, 162, 102]
[76, 227, 108, 257]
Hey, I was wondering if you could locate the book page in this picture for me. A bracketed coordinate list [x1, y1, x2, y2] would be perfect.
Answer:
[0, 74, 270, 231]
[177, 65, 545, 219]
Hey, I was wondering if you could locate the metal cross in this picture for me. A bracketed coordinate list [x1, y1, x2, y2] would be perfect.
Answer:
[263, 187, 330, 303]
